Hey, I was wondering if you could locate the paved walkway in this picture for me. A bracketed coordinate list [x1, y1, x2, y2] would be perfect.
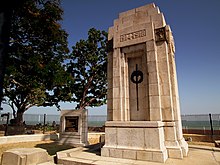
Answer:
[57, 144, 220, 165]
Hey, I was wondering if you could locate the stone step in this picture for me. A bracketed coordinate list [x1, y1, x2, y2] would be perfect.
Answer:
[60, 137, 80, 141]
[58, 139, 85, 147]
[59, 138, 81, 142]
[59, 140, 81, 145]
[61, 132, 80, 135]
[37, 161, 57, 165]
[215, 140, 220, 148]
[60, 137, 81, 141]
[60, 134, 80, 138]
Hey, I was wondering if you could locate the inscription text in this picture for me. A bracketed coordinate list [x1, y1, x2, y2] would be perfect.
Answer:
[120, 29, 146, 42]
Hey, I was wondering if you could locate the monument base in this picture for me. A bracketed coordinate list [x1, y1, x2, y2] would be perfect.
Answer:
[59, 132, 88, 147]
[101, 121, 187, 163]
[179, 137, 189, 156]
[102, 147, 168, 163]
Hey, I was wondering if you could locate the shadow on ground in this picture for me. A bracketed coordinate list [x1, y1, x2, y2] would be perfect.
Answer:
[35, 141, 73, 156]
[84, 142, 105, 156]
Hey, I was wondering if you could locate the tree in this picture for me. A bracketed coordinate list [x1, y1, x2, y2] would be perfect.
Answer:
[67, 28, 108, 110]
[3, 0, 72, 125]
[0, 0, 24, 110]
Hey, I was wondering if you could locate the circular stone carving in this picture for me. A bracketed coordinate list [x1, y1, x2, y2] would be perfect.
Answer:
[131, 70, 143, 84]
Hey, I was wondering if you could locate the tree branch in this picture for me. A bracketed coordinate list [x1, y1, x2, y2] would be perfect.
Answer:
[81, 92, 105, 109]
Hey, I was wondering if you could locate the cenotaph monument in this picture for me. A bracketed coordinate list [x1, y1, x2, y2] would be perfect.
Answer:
[59, 109, 88, 146]
[101, 3, 188, 162]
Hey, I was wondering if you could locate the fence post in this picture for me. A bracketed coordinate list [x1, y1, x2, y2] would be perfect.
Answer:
[209, 113, 214, 140]
[43, 114, 46, 134]
[1, 112, 10, 136]
[219, 115, 220, 135]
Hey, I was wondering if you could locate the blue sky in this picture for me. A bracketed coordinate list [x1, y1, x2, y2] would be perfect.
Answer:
[2, 0, 220, 115]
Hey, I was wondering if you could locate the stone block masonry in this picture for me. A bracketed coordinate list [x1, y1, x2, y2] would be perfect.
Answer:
[59, 109, 88, 147]
[1, 148, 52, 165]
[101, 3, 188, 163]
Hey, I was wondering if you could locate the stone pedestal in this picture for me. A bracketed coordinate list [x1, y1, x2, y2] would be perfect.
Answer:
[1, 148, 50, 165]
[59, 109, 88, 147]
[101, 3, 188, 163]
[102, 121, 168, 162]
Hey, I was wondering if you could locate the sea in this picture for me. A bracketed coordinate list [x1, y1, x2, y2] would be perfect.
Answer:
[0, 114, 219, 130]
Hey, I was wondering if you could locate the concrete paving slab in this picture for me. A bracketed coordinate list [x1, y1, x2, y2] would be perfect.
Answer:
[57, 144, 220, 165]
[190, 144, 220, 152]
[213, 152, 220, 164]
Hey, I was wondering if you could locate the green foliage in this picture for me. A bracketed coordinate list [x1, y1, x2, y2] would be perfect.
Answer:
[3, 0, 72, 124]
[67, 28, 108, 109]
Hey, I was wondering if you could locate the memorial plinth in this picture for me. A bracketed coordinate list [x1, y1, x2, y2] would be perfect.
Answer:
[59, 109, 88, 147]
[1, 148, 50, 165]
[101, 3, 188, 163]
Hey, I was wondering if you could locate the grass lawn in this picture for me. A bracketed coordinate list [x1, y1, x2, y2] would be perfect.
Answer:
[0, 140, 73, 162]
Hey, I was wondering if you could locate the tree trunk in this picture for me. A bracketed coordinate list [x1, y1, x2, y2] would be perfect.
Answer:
[15, 110, 24, 126]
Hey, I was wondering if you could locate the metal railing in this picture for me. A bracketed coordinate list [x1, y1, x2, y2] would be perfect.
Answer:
[0, 113, 219, 134]
[0, 113, 107, 127]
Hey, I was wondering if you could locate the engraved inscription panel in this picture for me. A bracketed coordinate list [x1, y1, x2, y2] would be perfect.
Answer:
[120, 29, 146, 42]
[65, 116, 79, 132]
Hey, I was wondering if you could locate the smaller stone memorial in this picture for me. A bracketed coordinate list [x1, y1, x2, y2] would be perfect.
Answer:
[59, 109, 88, 146]
[1, 148, 51, 165]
